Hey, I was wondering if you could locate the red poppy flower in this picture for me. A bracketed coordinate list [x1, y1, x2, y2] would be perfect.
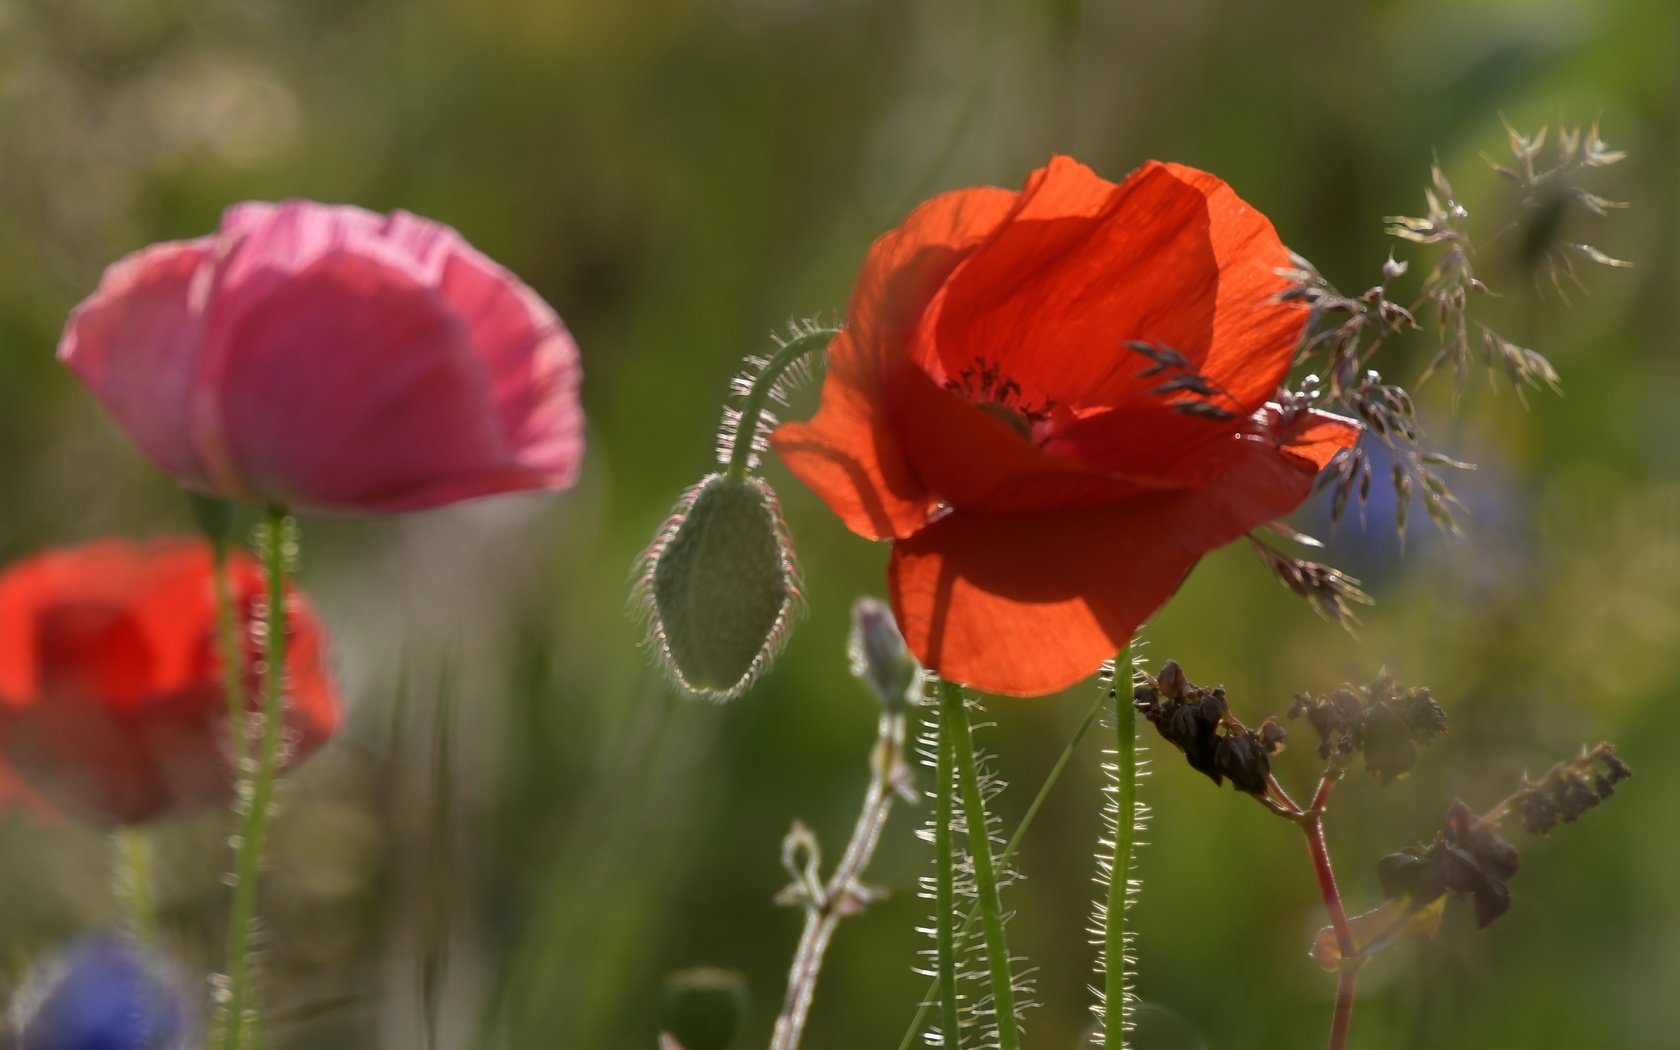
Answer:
[0, 539, 340, 825]
[59, 201, 583, 515]
[771, 157, 1360, 696]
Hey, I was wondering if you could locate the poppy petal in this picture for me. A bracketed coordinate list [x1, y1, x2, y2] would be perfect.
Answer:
[435, 245, 585, 487]
[57, 240, 218, 493]
[917, 159, 1301, 417]
[889, 364, 1160, 514]
[772, 184, 1017, 540]
[889, 416, 1343, 695]
[209, 250, 517, 513]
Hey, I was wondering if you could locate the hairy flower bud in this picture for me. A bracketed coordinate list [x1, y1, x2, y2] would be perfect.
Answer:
[637, 473, 799, 701]
[847, 597, 918, 713]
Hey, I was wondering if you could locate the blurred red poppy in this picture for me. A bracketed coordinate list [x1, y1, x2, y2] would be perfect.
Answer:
[59, 201, 583, 515]
[0, 539, 340, 825]
[772, 157, 1359, 696]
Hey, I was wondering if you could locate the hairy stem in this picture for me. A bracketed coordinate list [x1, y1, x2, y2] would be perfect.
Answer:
[933, 697, 963, 1047]
[724, 327, 839, 481]
[899, 678, 1110, 1050]
[220, 506, 292, 1050]
[1103, 645, 1136, 1049]
[770, 713, 909, 1050]
[941, 680, 1019, 1050]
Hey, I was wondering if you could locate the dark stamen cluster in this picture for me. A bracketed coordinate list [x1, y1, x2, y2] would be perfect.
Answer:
[1134, 660, 1285, 796]
[944, 356, 1053, 427]
[1511, 744, 1631, 835]
[1287, 674, 1446, 783]
[1378, 799, 1520, 928]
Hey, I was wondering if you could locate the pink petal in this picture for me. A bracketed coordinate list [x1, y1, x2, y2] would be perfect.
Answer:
[435, 245, 584, 487]
[209, 250, 516, 513]
[57, 240, 218, 492]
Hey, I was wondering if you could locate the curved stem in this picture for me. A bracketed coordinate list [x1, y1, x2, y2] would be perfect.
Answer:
[1103, 645, 1136, 1049]
[898, 677, 1110, 1050]
[724, 328, 838, 480]
[941, 680, 1019, 1050]
[933, 699, 963, 1047]
[220, 506, 292, 1050]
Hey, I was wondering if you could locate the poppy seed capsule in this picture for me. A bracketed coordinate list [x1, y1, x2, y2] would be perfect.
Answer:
[639, 473, 799, 701]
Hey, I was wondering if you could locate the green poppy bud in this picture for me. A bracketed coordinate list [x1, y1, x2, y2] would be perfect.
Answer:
[637, 473, 799, 700]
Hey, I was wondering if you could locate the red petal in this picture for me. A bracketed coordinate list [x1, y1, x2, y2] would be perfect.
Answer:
[1271, 406, 1362, 469]
[889, 364, 1160, 514]
[889, 414, 1339, 696]
[914, 158, 1302, 418]
[772, 184, 1018, 540]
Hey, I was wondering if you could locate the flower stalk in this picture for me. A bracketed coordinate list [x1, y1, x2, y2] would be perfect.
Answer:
[724, 327, 838, 482]
[1102, 645, 1137, 1049]
[899, 677, 1112, 1050]
[218, 505, 294, 1050]
[113, 828, 159, 949]
[933, 695, 963, 1047]
[770, 711, 910, 1050]
[939, 678, 1019, 1050]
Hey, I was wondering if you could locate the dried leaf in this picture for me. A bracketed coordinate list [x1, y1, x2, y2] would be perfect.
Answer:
[1310, 894, 1447, 970]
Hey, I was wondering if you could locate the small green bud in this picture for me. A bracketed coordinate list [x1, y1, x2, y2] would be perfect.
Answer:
[659, 967, 748, 1050]
[847, 597, 918, 713]
[638, 473, 799, 700]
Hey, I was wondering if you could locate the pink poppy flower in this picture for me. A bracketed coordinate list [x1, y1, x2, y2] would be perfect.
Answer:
[59, 201, 583, 515]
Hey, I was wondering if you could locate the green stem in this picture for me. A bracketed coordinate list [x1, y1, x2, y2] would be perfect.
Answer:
[1104, 644, 1136, 1050]
[940, 680, 1019, 1050]
[220, 506, 292, 1050]
[114, 828, 159, 948]
[191, 495, 247, 772]
[898, 677, 1111, 1050]
[210, 541, 248, 774]
[723, 328, 838, 481]
[933, 694, 963, 1047]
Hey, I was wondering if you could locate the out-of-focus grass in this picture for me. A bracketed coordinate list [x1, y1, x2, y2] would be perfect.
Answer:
[0, 0, 1675, 1046]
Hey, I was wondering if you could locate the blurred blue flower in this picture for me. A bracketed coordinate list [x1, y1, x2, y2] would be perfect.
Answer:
[11, 934, 194, 1050]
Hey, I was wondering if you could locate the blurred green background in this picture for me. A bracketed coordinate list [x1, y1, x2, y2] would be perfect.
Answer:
[0, 0, 1675, 1047]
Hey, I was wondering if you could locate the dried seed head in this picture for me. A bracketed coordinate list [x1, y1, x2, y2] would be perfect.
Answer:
[1134, 661, 1278, 797]
[635, 473, 800, 701]
[847, 597, 919, 713]
[1377, 799, 1520, 928]
[1510, 743, 1632, 835]
[1288, 674, 1446, 782]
